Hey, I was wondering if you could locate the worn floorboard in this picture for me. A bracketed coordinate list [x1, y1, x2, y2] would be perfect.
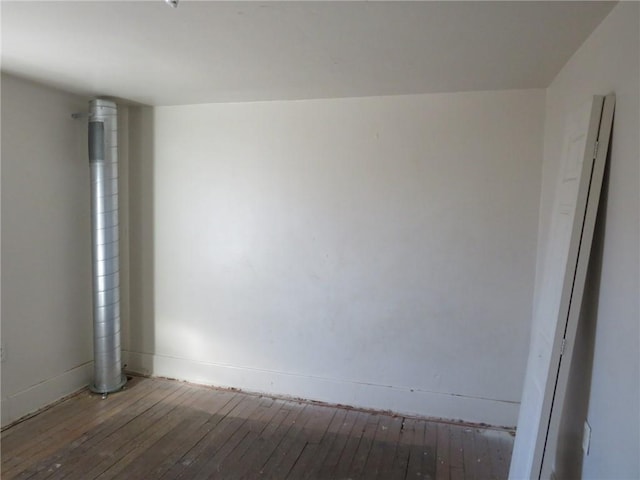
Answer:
[1, 376, 515, 479]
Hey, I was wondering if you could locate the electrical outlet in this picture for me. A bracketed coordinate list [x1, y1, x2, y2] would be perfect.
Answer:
[583, 420, 592, 455]
[0, 344, 5, 362]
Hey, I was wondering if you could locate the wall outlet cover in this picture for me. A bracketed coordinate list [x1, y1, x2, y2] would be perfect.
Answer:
[583, 420, 592, 454]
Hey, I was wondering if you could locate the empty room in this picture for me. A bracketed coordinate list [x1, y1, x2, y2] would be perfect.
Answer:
[1, 1, 638, 479]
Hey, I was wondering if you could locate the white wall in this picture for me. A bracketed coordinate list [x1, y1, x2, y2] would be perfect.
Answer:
[126, 89, 544, 426]
[534, 3, 639, 478]
[1, 74, 92, 426]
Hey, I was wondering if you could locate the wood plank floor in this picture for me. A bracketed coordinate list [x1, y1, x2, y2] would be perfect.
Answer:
[1, 376, 514, 479]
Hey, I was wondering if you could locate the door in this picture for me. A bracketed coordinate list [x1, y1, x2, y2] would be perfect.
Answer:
[509, 94, 615, 479]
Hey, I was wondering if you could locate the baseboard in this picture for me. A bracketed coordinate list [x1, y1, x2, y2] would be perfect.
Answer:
[124, 350, 519, 427]
[1, 361, 92, 428]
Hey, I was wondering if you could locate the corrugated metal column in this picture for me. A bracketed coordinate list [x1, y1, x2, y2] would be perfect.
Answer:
[88, 99, 126, 394]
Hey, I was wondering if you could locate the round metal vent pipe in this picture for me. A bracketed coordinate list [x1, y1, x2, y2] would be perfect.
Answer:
[88, 99, 126, 394]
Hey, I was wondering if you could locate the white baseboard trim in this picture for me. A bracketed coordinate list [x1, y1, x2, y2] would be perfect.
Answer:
[124, 350, 518, 427]
[1, 361, 92, 428]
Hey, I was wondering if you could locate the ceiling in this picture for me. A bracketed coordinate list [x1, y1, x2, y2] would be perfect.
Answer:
[1, 1, 615, 106]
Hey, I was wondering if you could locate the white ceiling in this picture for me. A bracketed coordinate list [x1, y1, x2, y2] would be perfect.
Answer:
[1, 1, 615, 106]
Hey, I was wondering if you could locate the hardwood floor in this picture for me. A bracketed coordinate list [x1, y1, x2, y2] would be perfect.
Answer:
[1, 376, 514, 479]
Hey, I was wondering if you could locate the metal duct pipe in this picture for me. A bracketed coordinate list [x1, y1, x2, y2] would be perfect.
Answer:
[88, 99, 126, 394]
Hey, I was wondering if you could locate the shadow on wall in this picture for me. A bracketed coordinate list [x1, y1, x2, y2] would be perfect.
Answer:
[127, 106, 156, 373]
[554, 144, 612, 479]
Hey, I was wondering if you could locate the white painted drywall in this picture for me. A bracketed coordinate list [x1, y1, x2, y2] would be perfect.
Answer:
[530, 3, 639, 478]
[127, 106, 155, 362]
[1, 2, 614, 105]
[1, 74, 92, 426]
[126, 89, 544, 426]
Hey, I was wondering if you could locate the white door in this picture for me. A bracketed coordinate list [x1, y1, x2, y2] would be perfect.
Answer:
[509, 94, 615, 479]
